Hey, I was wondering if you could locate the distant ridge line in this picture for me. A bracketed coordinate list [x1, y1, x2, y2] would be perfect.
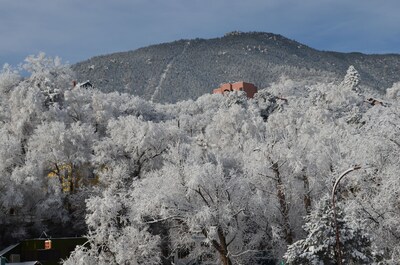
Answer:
[72, 31, 400, 103]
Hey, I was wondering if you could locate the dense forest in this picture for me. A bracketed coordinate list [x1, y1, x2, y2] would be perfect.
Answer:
[1, 53, 400, 264]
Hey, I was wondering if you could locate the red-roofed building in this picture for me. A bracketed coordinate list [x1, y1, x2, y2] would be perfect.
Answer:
[213, 81, 257, 98]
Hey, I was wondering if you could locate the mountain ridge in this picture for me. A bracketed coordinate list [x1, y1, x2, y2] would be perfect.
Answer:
[72, 32, 400, 103]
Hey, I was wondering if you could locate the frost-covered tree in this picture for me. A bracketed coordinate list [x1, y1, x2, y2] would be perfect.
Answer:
[22, 52, 75, 108]
[284, 196, 380, 264]
[0, 121, 96, 237]
[63, 87, 160, 135]
[0, 126, 26, 242]
[0, 54, 84, 246]
[343, 102, 400, 260]
[64, 116, 178, 264]
[93, 115, 177, 184]
[26, 122, 96, 182]
[127, 103, 276, 265]
[341, 65, 360, 92]
[64, 174, 161, 265]
[0, 64, 20, 94]
[386, 81, 400, 99]
[0, 64, 21, 123]
[132, 144, 273, 265]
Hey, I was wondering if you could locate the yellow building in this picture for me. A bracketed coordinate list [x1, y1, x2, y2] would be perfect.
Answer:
[47, 163, 99, 193]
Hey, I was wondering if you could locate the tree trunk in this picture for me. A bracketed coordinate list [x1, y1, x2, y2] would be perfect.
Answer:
[272, 162, 293, 245]
[70, 164, 76, 194]
[202, 226, 233, 265]
[219, 253, 232, 265]
[217, 226, 232, 265]
[302, 173, 312, 214]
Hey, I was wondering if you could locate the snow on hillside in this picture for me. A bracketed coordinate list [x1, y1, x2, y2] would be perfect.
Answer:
[73, 32, 400, 103]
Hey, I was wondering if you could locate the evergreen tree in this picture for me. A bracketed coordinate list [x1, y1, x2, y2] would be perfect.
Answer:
[284, 196, 379, 265]
[342, 65, 360, 92]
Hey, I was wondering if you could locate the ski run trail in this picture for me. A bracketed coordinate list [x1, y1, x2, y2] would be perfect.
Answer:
[150, 41, 190, 102]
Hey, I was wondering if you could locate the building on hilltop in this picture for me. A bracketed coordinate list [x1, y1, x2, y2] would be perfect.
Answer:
[213, 81, 258, 98]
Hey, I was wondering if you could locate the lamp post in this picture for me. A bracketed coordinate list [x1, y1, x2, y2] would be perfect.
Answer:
[331, 165, 361, 265]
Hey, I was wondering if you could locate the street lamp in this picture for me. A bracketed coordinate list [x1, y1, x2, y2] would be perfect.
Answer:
[331, 165, 361, 265]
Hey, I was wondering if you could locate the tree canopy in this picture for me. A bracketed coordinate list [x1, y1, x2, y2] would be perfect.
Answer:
[0, 54, 399, 264]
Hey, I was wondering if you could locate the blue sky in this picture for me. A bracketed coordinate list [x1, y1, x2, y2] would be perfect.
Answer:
[1, 0, 400, 67]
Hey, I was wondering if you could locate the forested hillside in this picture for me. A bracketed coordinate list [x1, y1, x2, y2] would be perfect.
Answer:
[72, 31, 400, 103]
[1, 53, 400, 264]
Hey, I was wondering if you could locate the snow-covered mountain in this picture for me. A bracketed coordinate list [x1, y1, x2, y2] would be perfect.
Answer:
[72, 31, 400, 103]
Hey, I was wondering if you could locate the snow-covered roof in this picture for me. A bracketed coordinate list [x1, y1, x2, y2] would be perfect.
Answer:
[0, 243, 19, 256]
[6, 261, 42, 265]
[75, 80, 93, 88]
